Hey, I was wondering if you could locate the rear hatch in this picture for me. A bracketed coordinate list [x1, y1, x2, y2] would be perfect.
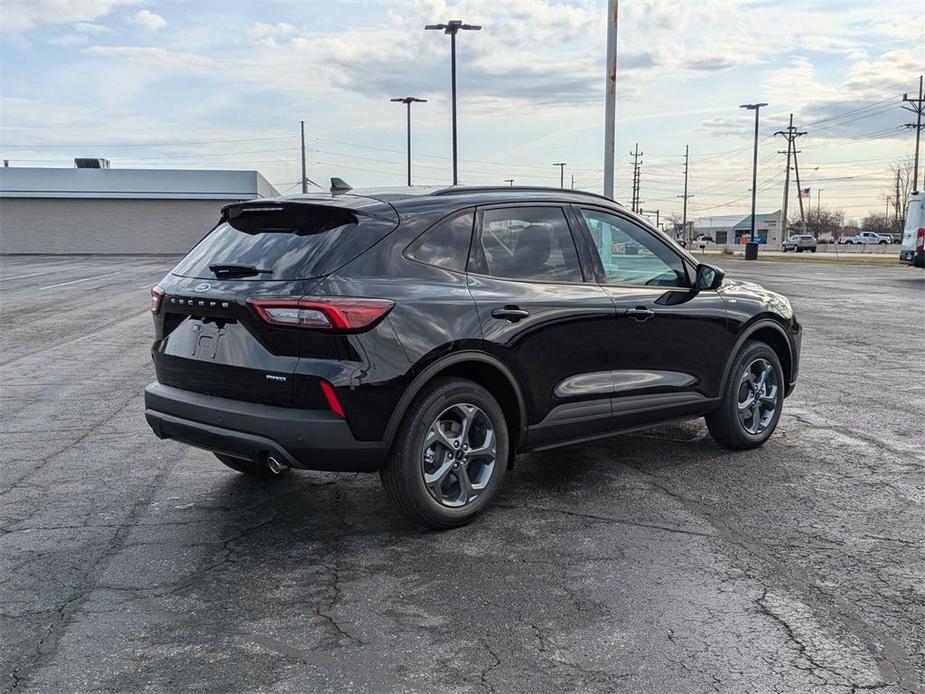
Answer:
[901, 192, 923, 255]
[151, 195, 399, 407]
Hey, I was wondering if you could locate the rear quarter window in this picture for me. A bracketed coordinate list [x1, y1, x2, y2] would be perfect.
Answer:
[406, 210, 475, 271]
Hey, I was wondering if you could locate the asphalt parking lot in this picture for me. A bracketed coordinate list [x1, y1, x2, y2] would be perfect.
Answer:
[2, 255, 923, 693]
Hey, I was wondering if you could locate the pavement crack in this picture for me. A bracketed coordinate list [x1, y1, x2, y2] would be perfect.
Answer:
[495, 503, 713, 538]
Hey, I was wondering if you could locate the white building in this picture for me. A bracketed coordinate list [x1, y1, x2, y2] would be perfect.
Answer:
[0, 164, 277, 254]
[693, 210, 784, 246]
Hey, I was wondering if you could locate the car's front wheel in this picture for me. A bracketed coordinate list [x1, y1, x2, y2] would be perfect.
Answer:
[706, 341, 784, 450]
[381, 378, 509, 529]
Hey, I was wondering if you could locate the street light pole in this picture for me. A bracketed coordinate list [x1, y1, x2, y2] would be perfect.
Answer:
[553, 162, 567, 188]
[740, 102, 768, 241]
[390, 97, 427, 186]
[425, 20, 481, 186]
[504, 178, 514, 186]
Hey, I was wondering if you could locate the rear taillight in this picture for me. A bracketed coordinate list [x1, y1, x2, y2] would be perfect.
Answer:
[151, 286, 165, 314]
[917, 228, 925, 252]
[248, 296, 395, 331]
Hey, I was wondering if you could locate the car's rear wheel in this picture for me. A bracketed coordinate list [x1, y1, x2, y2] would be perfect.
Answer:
[215, 453, 286, 479]
[810, 248, 816, 253]
[706, 341, 784, 450]
[381, 378, 508, 529]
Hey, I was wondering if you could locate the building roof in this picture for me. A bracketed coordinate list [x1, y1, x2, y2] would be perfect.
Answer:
[733, 210, 782, 230]
[693, 214, 746, 231]
[0, 167, 278, 200]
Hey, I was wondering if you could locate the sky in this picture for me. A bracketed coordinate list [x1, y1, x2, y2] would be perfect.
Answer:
[1, 0, 922, 225]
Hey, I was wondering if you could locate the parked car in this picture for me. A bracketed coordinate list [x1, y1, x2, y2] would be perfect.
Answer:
[695, 234, 715, 243]
[782, 234, 817, 252]
[144, 185, 802, 528]
[900, 191, 924, 267]
[840, 231, 891, 244]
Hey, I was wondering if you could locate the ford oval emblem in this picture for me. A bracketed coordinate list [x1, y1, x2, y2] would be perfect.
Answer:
[193, 282, 211, 293]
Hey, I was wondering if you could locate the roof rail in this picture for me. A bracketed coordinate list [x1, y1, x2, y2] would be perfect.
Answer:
[431, 185, 623, 206]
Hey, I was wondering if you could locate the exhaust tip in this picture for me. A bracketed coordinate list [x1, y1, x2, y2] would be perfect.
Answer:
[266, 456, 288, 475]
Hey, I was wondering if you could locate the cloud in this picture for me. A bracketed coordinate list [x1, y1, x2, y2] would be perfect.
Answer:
[84, 46, 213, 72]
[49, 33, 89, 47]
[685, 56, 735, 72]
[75, 21, 110, 34]
[248, 22, 297, 47]
[1, 0, 135, 33]
[130, 9, 166, 31]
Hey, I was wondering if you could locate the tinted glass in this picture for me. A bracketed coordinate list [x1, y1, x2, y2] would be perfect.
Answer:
[581, 209, 688, 287]
[477, 207, 582, 282]
[172, 209, 396, 281]
[407, 210, 474, 271]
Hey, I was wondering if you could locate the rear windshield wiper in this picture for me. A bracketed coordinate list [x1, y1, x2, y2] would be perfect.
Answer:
[208, 263, 272, 277]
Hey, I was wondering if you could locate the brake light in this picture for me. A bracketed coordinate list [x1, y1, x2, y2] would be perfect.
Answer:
[248, 296, 395, 331]
[151, 286, 165, 314]
[319, 380, 346, 417]
[917, 228, 925, 252]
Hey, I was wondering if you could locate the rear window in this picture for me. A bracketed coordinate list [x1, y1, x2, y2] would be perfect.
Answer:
[172, 205, 397, 281]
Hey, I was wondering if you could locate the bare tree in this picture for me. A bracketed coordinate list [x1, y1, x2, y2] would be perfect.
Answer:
[788, 207, 845, 239]
[861, 212, 892, 235]
[882, 158, 915, 232]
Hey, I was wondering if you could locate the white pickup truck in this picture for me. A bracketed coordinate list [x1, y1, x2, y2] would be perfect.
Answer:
[840, 231, 891, 244]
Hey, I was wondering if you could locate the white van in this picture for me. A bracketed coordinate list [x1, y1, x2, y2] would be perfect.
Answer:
[901, 191, 924, 267]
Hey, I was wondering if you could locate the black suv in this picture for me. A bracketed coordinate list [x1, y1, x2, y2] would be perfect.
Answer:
[145, 186, 801, 528]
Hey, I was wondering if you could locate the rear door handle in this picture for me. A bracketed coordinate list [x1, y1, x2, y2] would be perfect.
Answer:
[625, 306, 655, 322]
[491, 306, 530, 322]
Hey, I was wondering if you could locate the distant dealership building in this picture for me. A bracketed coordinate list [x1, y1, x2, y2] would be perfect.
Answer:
[693, 210, 783, 246]
[0, 162, 278, 254]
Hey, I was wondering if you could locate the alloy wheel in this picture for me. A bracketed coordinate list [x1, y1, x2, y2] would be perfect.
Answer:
[421, 403, 497, 508]
[737, 358, 780, 435]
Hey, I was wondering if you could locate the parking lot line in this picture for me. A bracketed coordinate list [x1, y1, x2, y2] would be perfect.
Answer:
[36, 270, 122, 291]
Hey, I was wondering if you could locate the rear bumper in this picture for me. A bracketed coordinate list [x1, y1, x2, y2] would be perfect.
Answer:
[900, 249, 924, 266]
[144, 382, 387, 472]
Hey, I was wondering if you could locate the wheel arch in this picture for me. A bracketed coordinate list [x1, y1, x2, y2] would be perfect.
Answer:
[384, 350, 528, 456]
[719, 319, 794, 397]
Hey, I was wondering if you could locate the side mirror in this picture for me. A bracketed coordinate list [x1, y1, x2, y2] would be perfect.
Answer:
[695, 263, 724, 290]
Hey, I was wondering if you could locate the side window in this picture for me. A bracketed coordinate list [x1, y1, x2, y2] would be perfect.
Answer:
[406, 210, 474, 271]
[476, 206, 583, 282]
[580, 208, 689, 287]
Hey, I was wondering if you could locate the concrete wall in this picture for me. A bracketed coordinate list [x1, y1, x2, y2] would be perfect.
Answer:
[0, 197, 235, 254]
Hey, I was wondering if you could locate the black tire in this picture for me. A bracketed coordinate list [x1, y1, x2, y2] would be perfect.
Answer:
[706, 340, 784, 450]
[380, 378, 509, 529]
[215, 453, 284, 479]
[810, 248, 816, 253]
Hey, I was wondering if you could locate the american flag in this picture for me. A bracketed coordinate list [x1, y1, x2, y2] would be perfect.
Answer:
[800, 187, 811, 199]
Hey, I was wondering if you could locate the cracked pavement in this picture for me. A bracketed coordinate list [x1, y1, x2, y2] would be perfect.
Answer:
[1, 256, 923, 693]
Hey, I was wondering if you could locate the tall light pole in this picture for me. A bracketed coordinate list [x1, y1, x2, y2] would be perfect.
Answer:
[390, 97, 427, 186]
[740, 102, 767, 241]
[300, 120, 307, 194]
[425, 19, 481, 186]
[603, 0, 619, 199]
[553, 162, 567, 188]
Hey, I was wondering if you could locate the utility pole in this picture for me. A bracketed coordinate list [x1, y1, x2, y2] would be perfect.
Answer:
[740, 103, 768, 243]
[629, 143, 642, 212]
[553, 162, 567, 188]
[504, 178, 514, 186]
[817, 189, 822, 210]
[571, 173, 575, 189]
[641, 208, 660, 227]
[774, 114, 806, 243]
[677, 145, 693, 244]
[425, 20, 481, 186]
[300, 120, 307, 194]
[902, 75, 924, 191]
[603, 0, 619, 200]
[390, 97, 427, 186]
[793, 148, 806, 234]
